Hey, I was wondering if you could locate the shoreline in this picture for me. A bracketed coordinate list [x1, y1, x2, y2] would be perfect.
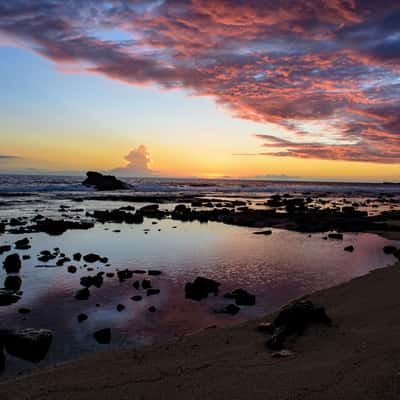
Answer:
[1, 261, 400, 399]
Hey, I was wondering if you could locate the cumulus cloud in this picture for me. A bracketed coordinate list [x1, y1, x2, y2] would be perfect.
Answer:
[111, 145, 155, 177]
[0, 1, 399, 163]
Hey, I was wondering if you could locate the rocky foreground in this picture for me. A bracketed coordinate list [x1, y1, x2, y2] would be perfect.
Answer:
[1, 262, 400, 399]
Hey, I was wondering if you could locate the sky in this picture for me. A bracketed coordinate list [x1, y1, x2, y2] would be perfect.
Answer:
[0, 0, 399, 181]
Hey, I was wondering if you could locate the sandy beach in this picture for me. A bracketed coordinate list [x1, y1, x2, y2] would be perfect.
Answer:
[1, 261, 399, 399]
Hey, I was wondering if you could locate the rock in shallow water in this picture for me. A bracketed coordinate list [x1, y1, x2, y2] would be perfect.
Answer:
[3, 253, 21, 273]
[75, 288, 90, 300]
[4, 275, 22, 291]
[0, 289, 20, 306]
[185, 277, 220, 301]
[93, 328, 111, 344]
[0, 328, 52, 363]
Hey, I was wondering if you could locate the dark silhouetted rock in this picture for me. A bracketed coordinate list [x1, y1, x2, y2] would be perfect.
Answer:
[0, 245, 11, 255]
[344, 245, 354, 252]
[83, 253, 101, 263]
[32, 219, 94, 235]
[4, 275, 22, 291]
[75, 288, 90, 300]
[185, 277, 220, 301]
[0, 289, 20, 306]
[22, 255, 30, 260]
[68, 265, 77, 273]
[3, 253, 21, 273]
[93, 328, 111, 344]
[117, 269, 134, 282]
[132, 280, 140, 289]
[142, 279, 152, 289]
[15, 238, 30, 250]
[18, 308, 31, 314]
[2, 328, 52, 363]
[224, 289, 256, 306]
[133, 270, 146, 274]
[73, 253, 82, 261]
[116, 304, 125, 312]
[383, 246, 397, 255]
[131, 295, 142, 301]
[83, 171, 129, 191]
[147, 288, 160, 296]
[266, 300, 331, 350]
[77, 313, 88, 323]
[148, 306, 156, 312]
[148, 270, 162, 276]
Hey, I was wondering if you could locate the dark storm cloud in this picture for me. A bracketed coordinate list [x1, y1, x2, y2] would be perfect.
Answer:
[0, 0, 399, 163]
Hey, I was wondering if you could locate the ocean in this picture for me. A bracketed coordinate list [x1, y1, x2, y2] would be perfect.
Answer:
[0, 174, 399, 377]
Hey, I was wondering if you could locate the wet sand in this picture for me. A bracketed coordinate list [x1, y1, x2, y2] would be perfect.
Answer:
[1, 261, 400, 399]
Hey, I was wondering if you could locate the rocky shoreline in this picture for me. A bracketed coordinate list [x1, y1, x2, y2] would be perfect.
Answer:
[1, 261, 399, 399]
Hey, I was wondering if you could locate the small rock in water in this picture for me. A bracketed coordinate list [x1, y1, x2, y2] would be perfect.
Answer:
[148, 306, 156, 313]
[75, 288, 90, 300]
[93, 328, 111, 344]
[148, 270, 162, 276]
[18, 308, 31, 314]
[4, 275, 22, 291]
[22, 255, 30, 260]
[116, 304, 125, 312]
[147, 288, 160, 296]
[73, 253, 82, 261]
[77, 313, 88, 323]
[83, 254, 101, 263]
[383, 246, 397, 255]
[132, 280, 140, 289]
[14, 238, 30, 250]
[185, 277, 220, 301]
[142, 279, 152, 289]
[131, 295, 142, 302]
[3, 253, 22, 273]
[67, 265, 77, 273]
[0, 245, 11, 255]
[344, 245, 354, 252]
[0, 289, 20, 306]
[117, 269, 134, 282]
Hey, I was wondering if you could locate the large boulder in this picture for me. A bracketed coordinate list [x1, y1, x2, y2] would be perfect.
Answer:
[266, 300, 331, 350]
[185, 277, 220, 301]
[3, 253, 21, 273]
[0, 328, 53, 363]
[82, 171, 129, 191]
